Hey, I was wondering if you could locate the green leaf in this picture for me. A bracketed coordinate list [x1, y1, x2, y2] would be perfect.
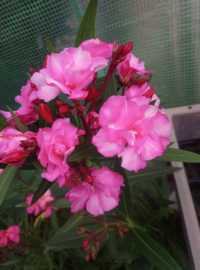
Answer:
[46, 37, 57, 54]
[107, 235, 117, 259]
[127, 166, 181, 185]
[6, 105, 28, 132]
[114, 159, 132, 219]
[102, 75, 117, 103]
[0, 165, 19, 205]
[49, 198, 71, 208]
[74, 0, 98, 47]
[31, 178, 55, 205]
[145, 208, 169, 226]
[67, 141, 98, 162]
[0, 117, 10, 131]
[15, 202, 27, 208]
[131, 228, 182, 270]
[155, 147, 200, 162]
[45, 230, 88, 248]
[30, 157, 45, 171]
[54, 215, 93, 236]
[168, 238, 191, 270]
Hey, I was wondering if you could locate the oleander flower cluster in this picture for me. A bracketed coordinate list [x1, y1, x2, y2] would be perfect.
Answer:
[0, 38, 172, 216]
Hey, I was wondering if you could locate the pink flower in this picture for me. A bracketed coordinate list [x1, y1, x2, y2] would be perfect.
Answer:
[125, 82, 160, 107]
[26, 189, 57, 217]
[0, 80, 39, 126]
[0, 127, 37, 166]
[92, 96, 172, 172]
[26, 194, 41, 216]
[65, 167, 124, 216]
[117, 53, 153, 84]
[0, 169, 4, 175]
[0, 127, 27, 166]
[31, 46, 109, 101]
[80, 38, 113, 58]
[0, 226, 20, 248]
[37, 118, 84, 182]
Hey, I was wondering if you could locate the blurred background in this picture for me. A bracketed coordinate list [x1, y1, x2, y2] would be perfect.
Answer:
[1, 0, 200, 110]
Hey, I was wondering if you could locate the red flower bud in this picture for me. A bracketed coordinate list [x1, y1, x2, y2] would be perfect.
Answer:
[84, 174, 93, 185]
[136, 77, 150, 86]
[86, 87, 98, 102]
[85, 251, 91, 261]
[82, 236, 92, 249]
[142, 87, 155, 99]
[39, 104, 54, 124]
[58, 106, 70, 117]
[28, 67, 36, 74]
[122, 227, 129, 232]
[1, 150, 28, 164]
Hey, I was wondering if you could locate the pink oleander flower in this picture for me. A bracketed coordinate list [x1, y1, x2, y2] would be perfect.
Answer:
[37, 118, 84, 182]
[125, 82, 160, 107]
[80, 38, 113, 58]
[92, 95, 172, 172]
[26, 189, 57, 217]
[117, 53, 153, 84]
[0, 226, 20, 248]
[0, 80, 39, 126]
[0, 127, 37, 166]
[31, 46, 109, 101]
[0, 169, 4, 175]
[65, 167, 124, 216]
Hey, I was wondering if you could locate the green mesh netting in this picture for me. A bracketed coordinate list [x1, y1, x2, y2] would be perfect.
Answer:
[1, 0, 200, 110]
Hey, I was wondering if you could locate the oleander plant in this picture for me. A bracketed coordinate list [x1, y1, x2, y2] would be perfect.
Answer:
[0, 1, 198, 269]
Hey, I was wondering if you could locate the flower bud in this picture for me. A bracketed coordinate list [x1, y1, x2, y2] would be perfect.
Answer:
[86, 87, 98, 102]
[84, 174, 93, 185]
[39, 104, 54, 124]
[28, 67, 36, 74]
[142, 87, 155, 99]
[82, 236, 92, 249]
[1, 150, 28, 164]
[85, 251, 91, 261]
[43, 55, 49, 69]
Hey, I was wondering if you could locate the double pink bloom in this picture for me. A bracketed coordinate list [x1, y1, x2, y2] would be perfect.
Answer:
[0, 80, 39, 126]
[0, 226, 20, 248]
[37, 118, 84, 182]
[31, 39, 112, 102]
[92, 95, 172, 172]
[65, 167, 124, 216]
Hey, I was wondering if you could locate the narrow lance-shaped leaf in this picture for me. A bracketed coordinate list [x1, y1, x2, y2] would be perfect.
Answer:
[74, 0, 98, 47]
[6, 105, 28, 132]
[45, 37, 57, 54]
[131, 228, 182, 270]
[31, 178, 55, 205]
[127, 166, 181, 185]
[155, 147, 200, 162]
[0, 165, 19, 205]
[67, 141, 98, 162]
[49, 198, 71, 209]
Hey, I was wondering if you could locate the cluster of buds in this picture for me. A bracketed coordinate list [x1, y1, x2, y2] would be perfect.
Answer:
[77, 214, 129, 261]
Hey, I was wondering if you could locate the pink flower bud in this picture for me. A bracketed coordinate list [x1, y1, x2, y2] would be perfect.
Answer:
[1, 150, 28, 164]
[39, 104, 54, 124]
